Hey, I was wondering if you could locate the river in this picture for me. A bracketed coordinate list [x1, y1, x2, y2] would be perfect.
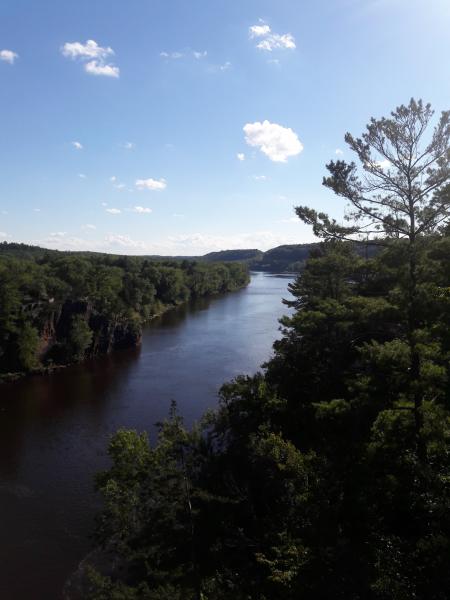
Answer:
[0, 272, 294, 600]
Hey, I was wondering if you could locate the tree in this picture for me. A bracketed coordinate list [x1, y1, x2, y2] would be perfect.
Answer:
[296, 99, 450, 457]
[68, 314, 93, 361]
[16, 321, 40, 371]
[296, 99, 450, 244]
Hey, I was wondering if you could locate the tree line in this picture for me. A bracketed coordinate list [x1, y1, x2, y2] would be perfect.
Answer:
[83, 100, 450, 599]
[0, 251, 249, 376]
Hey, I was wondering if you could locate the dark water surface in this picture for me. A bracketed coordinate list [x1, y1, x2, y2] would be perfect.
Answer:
[0, 272, 293, 600]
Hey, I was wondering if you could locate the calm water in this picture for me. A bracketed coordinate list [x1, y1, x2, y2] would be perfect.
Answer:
[0, 272, 293, 600]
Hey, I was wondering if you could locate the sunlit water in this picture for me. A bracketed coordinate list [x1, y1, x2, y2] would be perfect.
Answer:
[0, 272, 293, 600]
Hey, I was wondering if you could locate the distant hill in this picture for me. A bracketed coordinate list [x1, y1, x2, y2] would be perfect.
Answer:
[0, 240, 377, 273]
[253, 244, 315, 272]
[202, 249, 263, 263]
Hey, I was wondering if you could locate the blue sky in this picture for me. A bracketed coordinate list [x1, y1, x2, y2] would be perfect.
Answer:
[1, 0, 449, 255]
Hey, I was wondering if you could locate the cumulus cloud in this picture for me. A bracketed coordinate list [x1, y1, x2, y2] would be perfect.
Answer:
[335, 148, 344, 155]
[193, 50, 207, 59]
[85, 60, 119, 78]
[243, 120, 303, 162]
[249, 23, 296, 52]
[132, 206, 152, 214]
[0, 49, 18, 64]
[61, 39, 119, 77]
[249, 24, 271, 38]
[62, 40, 113, 60]
[136, 178, 167, 191]
[237, 153, 245, 161]
[106, 208, 121, 214]
[253, 175, 267, 181]
[72, 141, 83, 150]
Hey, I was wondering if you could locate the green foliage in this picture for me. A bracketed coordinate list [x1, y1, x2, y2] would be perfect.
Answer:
[91, 232, 450, 599]
[0, 247, 249, 375]
[16, 321, 40, 370]
[67, 315, 93, 361]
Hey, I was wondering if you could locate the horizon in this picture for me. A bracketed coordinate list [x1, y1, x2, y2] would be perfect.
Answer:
[0, 238, 315, 257]
[1, 0, 449, 255]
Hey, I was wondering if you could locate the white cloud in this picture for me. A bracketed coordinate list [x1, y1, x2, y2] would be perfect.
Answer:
[237, 153, 245, 161]
[82, 223, 96, 230]
[0, 231, 10, 239]
[193, 50, 207, 59]
[160, 51, 184, 59]
[0, 49, 18, 64]
[110, 176, 117, 182]
[61, 40, 119, 77]
[375, 159, 391, 170]
[249, 23, 296, 52]
[85, 60, 119, 78]
[365, 159, 392, 171]
[101, 202, 108, 207]
[105, 234, 148, 250]
[257, 34, 296, 51]
[123, 141, 135, 150]
[249, 24, 271, 38]
[31, 227, 316, 255]
[106, 208, 121, 214]
[33, 208, 41, 212]
[136, 178, 167, 191]
[62, 40, 113, 60]
[167, 231, 300, 253]
[79, 173, 87, 178]
[132, 206, 152, 214]
[243, 120, 303, 162]
[72, 141, 83, 150]
[335, 148, 344, 155]
[253, 175, 267, 181]
[208, 61, 232, 73]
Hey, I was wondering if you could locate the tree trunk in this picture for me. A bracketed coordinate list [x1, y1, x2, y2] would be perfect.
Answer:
[407, 234, 425, 460]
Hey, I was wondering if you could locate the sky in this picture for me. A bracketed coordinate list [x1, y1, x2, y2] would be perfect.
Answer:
[0, 0, 449, 255]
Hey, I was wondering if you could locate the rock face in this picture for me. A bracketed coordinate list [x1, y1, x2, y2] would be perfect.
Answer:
[41, 301, 142, 366]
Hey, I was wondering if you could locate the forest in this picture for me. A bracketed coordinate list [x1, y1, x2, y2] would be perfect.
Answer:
[76, 100, 450, 599]
[0, 249, 249, 377]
